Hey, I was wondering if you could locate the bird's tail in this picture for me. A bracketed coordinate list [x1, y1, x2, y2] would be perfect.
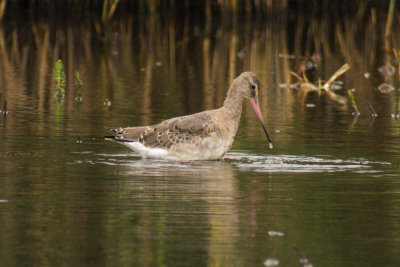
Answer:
[104, 127, 134, 143]
[105, 127, 123, 134]
[104, 127, 119, 141]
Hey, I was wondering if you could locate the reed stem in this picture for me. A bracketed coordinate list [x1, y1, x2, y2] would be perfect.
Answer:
[384, 0, 396, 51]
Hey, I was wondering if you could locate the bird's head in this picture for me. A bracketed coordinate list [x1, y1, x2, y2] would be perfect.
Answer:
[230, 72, 273, 149]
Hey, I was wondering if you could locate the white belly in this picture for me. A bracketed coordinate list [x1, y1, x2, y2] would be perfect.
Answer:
[120, 134, 233, 161]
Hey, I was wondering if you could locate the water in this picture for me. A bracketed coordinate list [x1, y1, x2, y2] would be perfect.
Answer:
[1, 4, 400, 266]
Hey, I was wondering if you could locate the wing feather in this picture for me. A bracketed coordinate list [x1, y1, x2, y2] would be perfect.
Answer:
[109, 111, 219, 149]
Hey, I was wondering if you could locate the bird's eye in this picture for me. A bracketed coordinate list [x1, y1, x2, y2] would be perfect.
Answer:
[251, 85, 256, 90]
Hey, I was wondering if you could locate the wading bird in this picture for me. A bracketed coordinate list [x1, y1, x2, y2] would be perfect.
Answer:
[106, 72, 273, 161]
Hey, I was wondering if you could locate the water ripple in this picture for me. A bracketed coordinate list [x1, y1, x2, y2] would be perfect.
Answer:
[225, 152, 390, 173]
[70, 151, 391, 174]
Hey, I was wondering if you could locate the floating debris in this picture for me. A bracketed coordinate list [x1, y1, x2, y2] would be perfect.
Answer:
[290, 63, 350, 106]
[155, 61, 162, 67]
[364, 72, 371, 79]
[391, 113, 400, 119]
[140, 67, 145, 71]
[377, 83, 395, 94]
[104, 98, 112, 107]
[321, 64, 350, 91]
[268, 230, 284, 237]
[76, 136, 83, 144]
[274, 129, 281, 134]
[293, 246, 313, 267]
[263, 258, 279, 267]
[0, 199, 8, 203]
[305, 103, 316, 108]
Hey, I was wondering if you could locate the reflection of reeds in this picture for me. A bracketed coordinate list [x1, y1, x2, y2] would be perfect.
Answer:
[385, 0, 396, 52]
[0, 0, 6, 21]
[0, 3, 398, 138]
[101, 0, 120, 25]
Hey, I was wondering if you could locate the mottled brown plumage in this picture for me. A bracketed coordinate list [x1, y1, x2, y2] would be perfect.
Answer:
[111, 112, 217, 148]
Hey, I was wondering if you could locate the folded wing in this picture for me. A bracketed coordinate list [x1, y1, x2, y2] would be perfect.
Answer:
[109, 111, 219, 149]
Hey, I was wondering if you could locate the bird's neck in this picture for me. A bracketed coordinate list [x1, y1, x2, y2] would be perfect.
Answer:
[221, 87, 245, 119]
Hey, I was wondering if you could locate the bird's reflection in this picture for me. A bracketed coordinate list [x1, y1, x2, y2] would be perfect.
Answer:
[110, 158, 240, 266]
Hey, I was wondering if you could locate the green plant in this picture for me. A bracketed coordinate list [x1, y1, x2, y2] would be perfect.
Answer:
[54, 59, 66, 100]
[347, 89, 359, 115]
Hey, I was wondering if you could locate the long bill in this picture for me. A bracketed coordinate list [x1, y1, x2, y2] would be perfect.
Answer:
[249, 96, 273, 149]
